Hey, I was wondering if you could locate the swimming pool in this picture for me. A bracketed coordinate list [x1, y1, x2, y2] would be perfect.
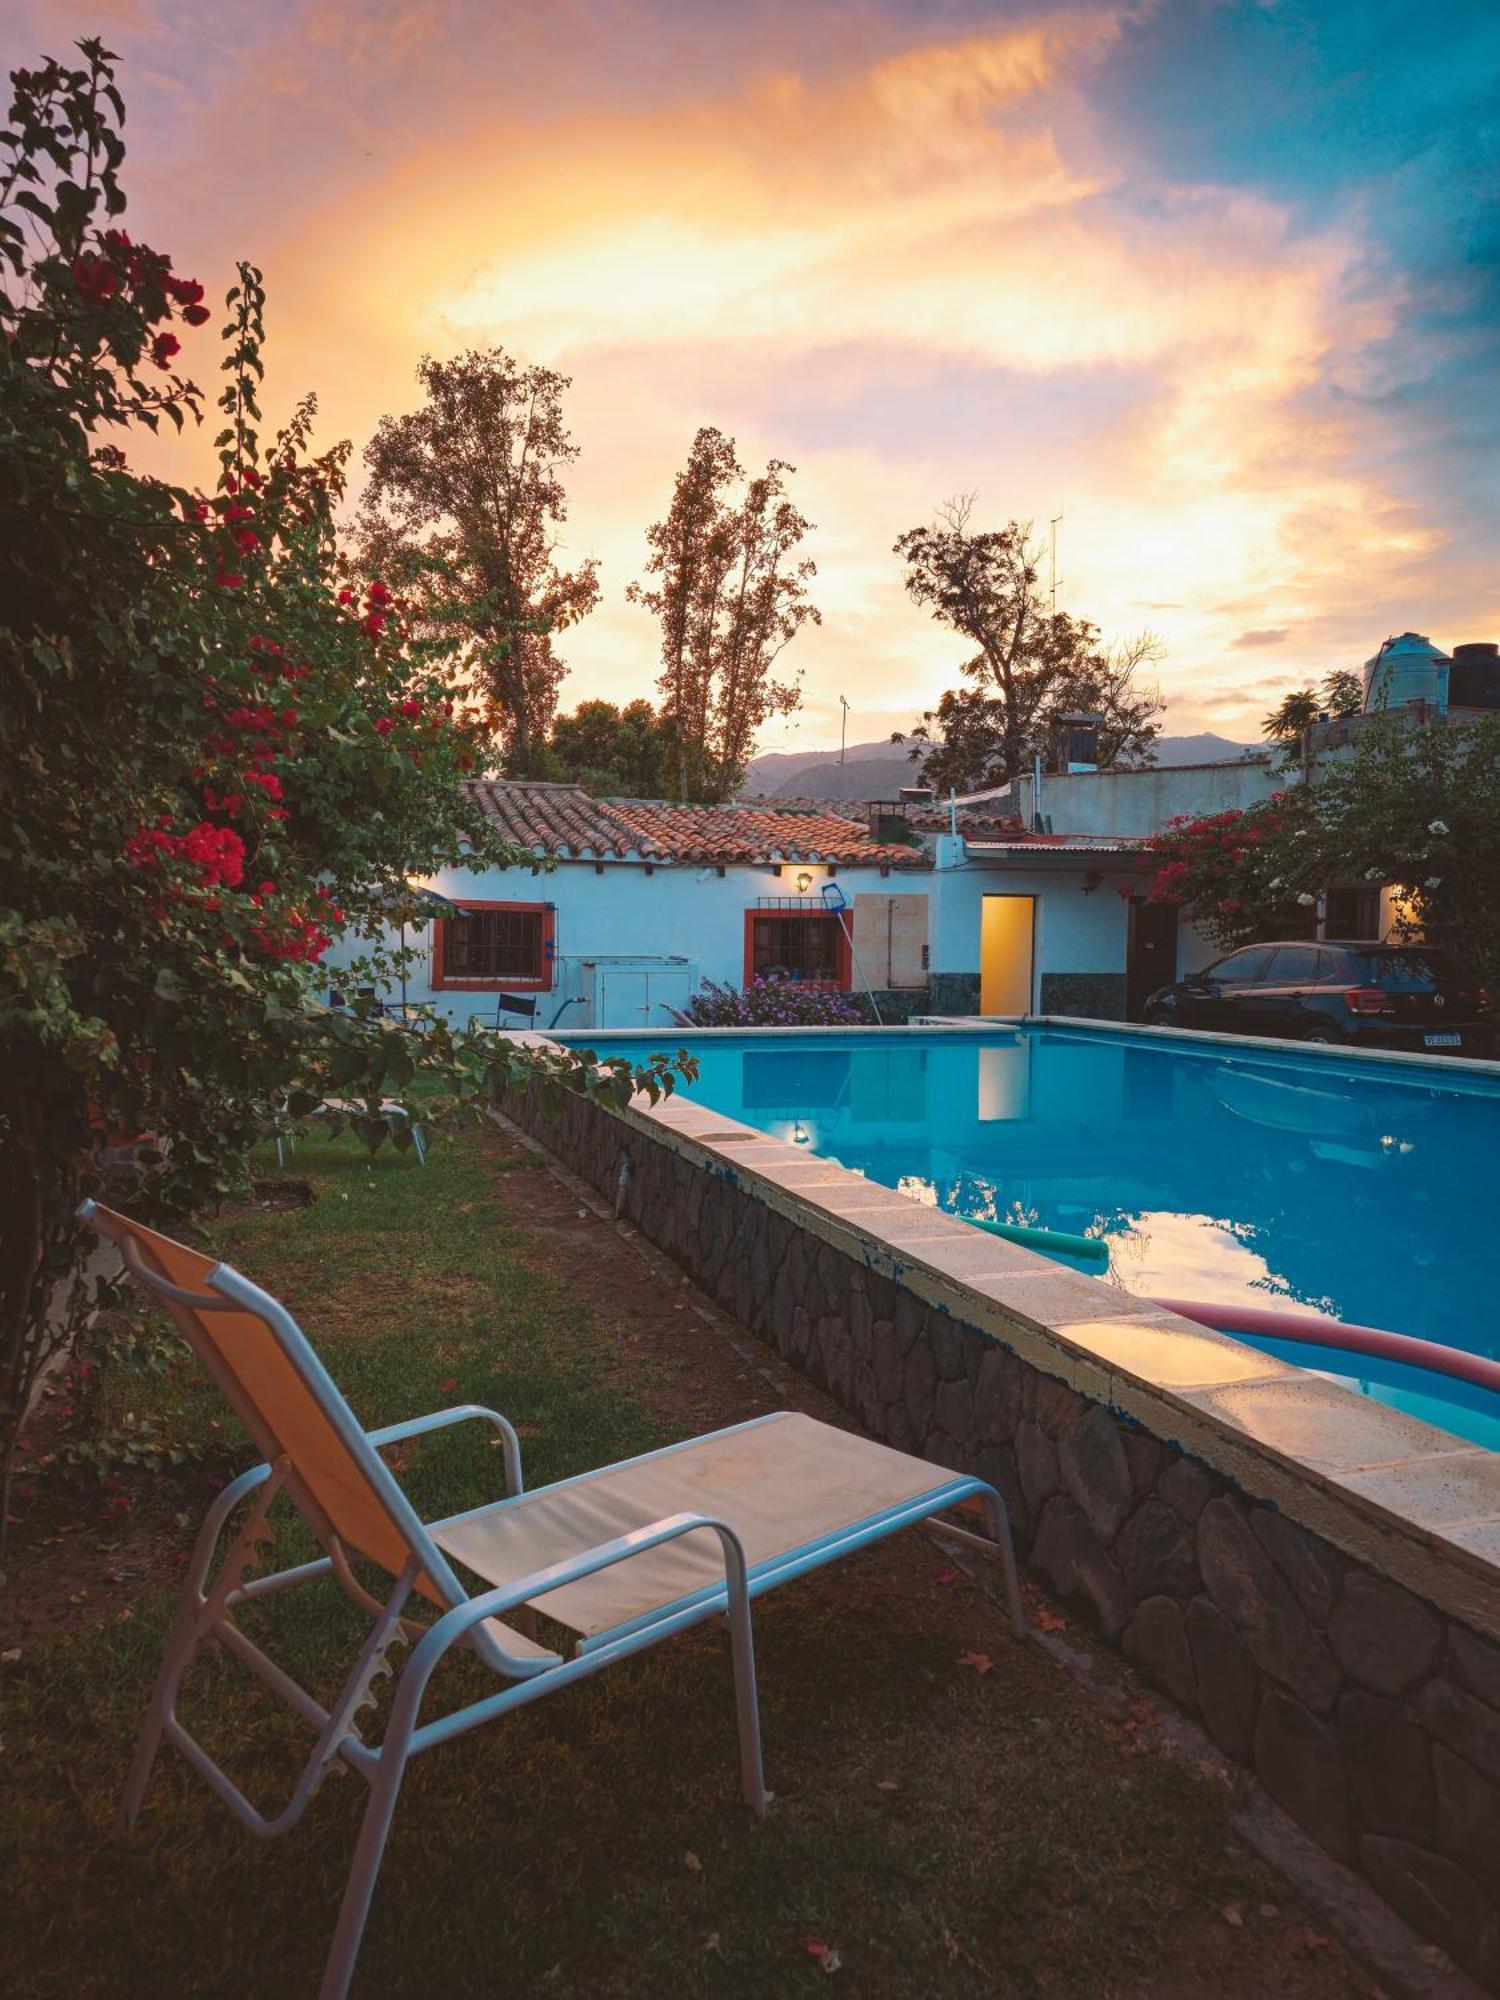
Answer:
[561, 1023, 1500, 1450]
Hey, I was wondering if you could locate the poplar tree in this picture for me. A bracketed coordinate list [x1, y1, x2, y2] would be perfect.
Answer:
[357, 350, 599, 775]
[630, 428, 818, 801]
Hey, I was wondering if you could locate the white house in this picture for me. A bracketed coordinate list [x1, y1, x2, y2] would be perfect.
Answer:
[919, 753, 1283, 1019]
[337, 784, 934, 1031]
[336, 758, 1282, 1032]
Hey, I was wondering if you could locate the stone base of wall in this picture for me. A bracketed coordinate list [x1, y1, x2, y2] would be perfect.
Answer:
[864, 988, 929, 1025]
[502, 1083, 1500, 1987]
[927, 971, 980, 1014]
[1039, 971, 1127, 1020]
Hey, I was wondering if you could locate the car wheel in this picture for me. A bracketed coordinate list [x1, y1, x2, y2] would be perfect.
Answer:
[1140, 1006, 1169, 1026]
[1302, 1028, 1340, 1045]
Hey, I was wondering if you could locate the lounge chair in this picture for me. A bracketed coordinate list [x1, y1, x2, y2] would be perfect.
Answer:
[80, 1198, 1024, 2000]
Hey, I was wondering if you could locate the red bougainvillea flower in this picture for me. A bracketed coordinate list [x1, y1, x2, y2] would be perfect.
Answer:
[150, 331, 181, 370]
[372, 716, 395, 736]
[181, 822, 246, 888]
[398, 697, 422, 719]
[246, 771, 284, 800]
[72, 252, 119, 303]
[367, 580, 390, 605]
[235, 529, 261, 554]
[214, 571, 245, 590]
[362, 610, 387, 639]
[167, 275, 204, 307]
[337, 586, 353, 606]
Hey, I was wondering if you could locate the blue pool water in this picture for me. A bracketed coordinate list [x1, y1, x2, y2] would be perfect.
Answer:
[563, 1024, 1500, 1450]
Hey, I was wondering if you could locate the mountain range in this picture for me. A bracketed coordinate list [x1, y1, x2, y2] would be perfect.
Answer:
[743, 733, 1260, 801]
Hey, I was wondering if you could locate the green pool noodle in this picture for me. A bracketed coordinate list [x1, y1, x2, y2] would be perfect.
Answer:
[967, 1215, 1109, 1262]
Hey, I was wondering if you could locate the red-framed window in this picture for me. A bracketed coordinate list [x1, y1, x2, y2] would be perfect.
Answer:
[743, 909, 851, 989]
[430, 901, 555, 992]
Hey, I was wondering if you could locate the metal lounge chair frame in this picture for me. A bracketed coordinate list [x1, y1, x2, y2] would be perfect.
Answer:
[81, 1198, 1024, 2000]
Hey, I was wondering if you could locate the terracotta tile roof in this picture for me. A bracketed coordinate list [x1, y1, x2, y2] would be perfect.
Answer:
[466, 781, 929, 868]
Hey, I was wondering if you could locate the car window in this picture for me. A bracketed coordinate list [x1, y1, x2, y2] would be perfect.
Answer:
[1348, 950, 1454, 990]
[1264, 945, 1324, 984]
[1210, 946, 1274, 985]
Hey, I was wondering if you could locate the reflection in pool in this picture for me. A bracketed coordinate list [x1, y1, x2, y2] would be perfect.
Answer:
[563, 1025, 1500, 1448]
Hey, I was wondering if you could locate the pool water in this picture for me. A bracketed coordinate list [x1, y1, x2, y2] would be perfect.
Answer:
[566, 1024, 1500, 1450]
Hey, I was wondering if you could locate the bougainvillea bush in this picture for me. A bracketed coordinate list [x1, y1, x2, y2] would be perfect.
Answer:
[684, 978, 874, 1027]
[1143, 715, 1500, 989]
[0, 42, 683, 1533]
[1142, 791, 1318, 952]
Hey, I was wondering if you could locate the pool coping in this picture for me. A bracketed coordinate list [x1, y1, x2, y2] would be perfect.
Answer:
[526, 1019, 1500, 1637]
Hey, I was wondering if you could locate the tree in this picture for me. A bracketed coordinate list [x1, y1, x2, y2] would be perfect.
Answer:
[356, 349, 600, 776]
[1262, 669, 1363, 743]
[540, 698, 674, 796]
[629, 427, 818, 802]
[1313, 713, 1500, 991]
[1145, 714, 1500, 992]
[0, 45, 681, 1556]
[892, 500, 1162, 794]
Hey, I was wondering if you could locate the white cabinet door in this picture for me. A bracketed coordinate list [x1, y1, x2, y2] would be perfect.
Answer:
[598, 970, 651, 1027]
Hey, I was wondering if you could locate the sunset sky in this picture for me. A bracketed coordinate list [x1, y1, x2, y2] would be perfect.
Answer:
[15, 0, 1500, 753]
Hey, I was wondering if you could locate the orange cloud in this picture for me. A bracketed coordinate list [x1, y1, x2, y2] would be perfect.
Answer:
[55, 0, 1494, 748]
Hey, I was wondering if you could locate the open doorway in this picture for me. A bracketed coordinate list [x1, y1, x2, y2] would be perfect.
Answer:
[980, 895, 1035, 1015]
[1126, 899, 1178, 1020]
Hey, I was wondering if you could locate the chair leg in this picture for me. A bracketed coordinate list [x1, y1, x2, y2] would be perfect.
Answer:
[320, 1752, 408, 2000]
[119, 1512, 229, 1832]
[120, 1583, 205, 1829]
[981, 1489, 1026, 1641]
[120, 1660, 178, 1831]
[411, 1124, 427, 1167]
[724, 1576, 770, 1816]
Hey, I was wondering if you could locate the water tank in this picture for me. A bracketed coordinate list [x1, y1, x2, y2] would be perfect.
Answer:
[1449, 641, 1500, 710]
[1362, 632, 1451, 714]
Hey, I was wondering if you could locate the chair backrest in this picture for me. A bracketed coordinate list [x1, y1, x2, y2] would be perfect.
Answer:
[79, 1200, 457, 1605]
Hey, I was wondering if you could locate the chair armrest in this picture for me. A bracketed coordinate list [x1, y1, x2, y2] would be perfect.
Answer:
[372, 1513, 762, 1766]
[424, 1512, 752, 1656]
[366, 1403, 524, 1497]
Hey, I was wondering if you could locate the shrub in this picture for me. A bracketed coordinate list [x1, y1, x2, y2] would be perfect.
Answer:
[684, 978, 874, 1027]
[0, 41, 687, 1543]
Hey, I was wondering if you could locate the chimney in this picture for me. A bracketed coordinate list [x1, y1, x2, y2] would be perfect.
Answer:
[1053, 712, 1102, 774]
[867, 799, 910, 842]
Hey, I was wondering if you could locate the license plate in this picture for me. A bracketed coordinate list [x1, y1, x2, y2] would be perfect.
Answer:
[1424, 1032, 1462, 1047]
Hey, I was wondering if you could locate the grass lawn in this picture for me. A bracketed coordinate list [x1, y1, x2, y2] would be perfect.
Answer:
[1, 1123, 1382, 1998]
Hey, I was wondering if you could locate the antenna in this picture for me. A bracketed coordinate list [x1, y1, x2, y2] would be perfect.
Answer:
[839, 693, 851, 765]
[1049, 511, 1063, 615]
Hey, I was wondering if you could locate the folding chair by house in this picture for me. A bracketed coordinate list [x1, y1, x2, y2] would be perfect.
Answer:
[274, 1100, 427, 1171]
[81, 1198, 1024, 2000]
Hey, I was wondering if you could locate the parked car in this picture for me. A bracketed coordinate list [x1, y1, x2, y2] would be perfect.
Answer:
[1141, 941, 1493, 1054]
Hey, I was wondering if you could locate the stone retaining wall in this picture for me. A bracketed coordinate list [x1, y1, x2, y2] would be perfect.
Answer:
[503, 1081, 1500, 1987]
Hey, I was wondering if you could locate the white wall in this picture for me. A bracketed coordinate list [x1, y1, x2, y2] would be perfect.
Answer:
[1009, 758, 1280, 838]
[327, 857, 930, 1028]
[930, 860, 1132, 984]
